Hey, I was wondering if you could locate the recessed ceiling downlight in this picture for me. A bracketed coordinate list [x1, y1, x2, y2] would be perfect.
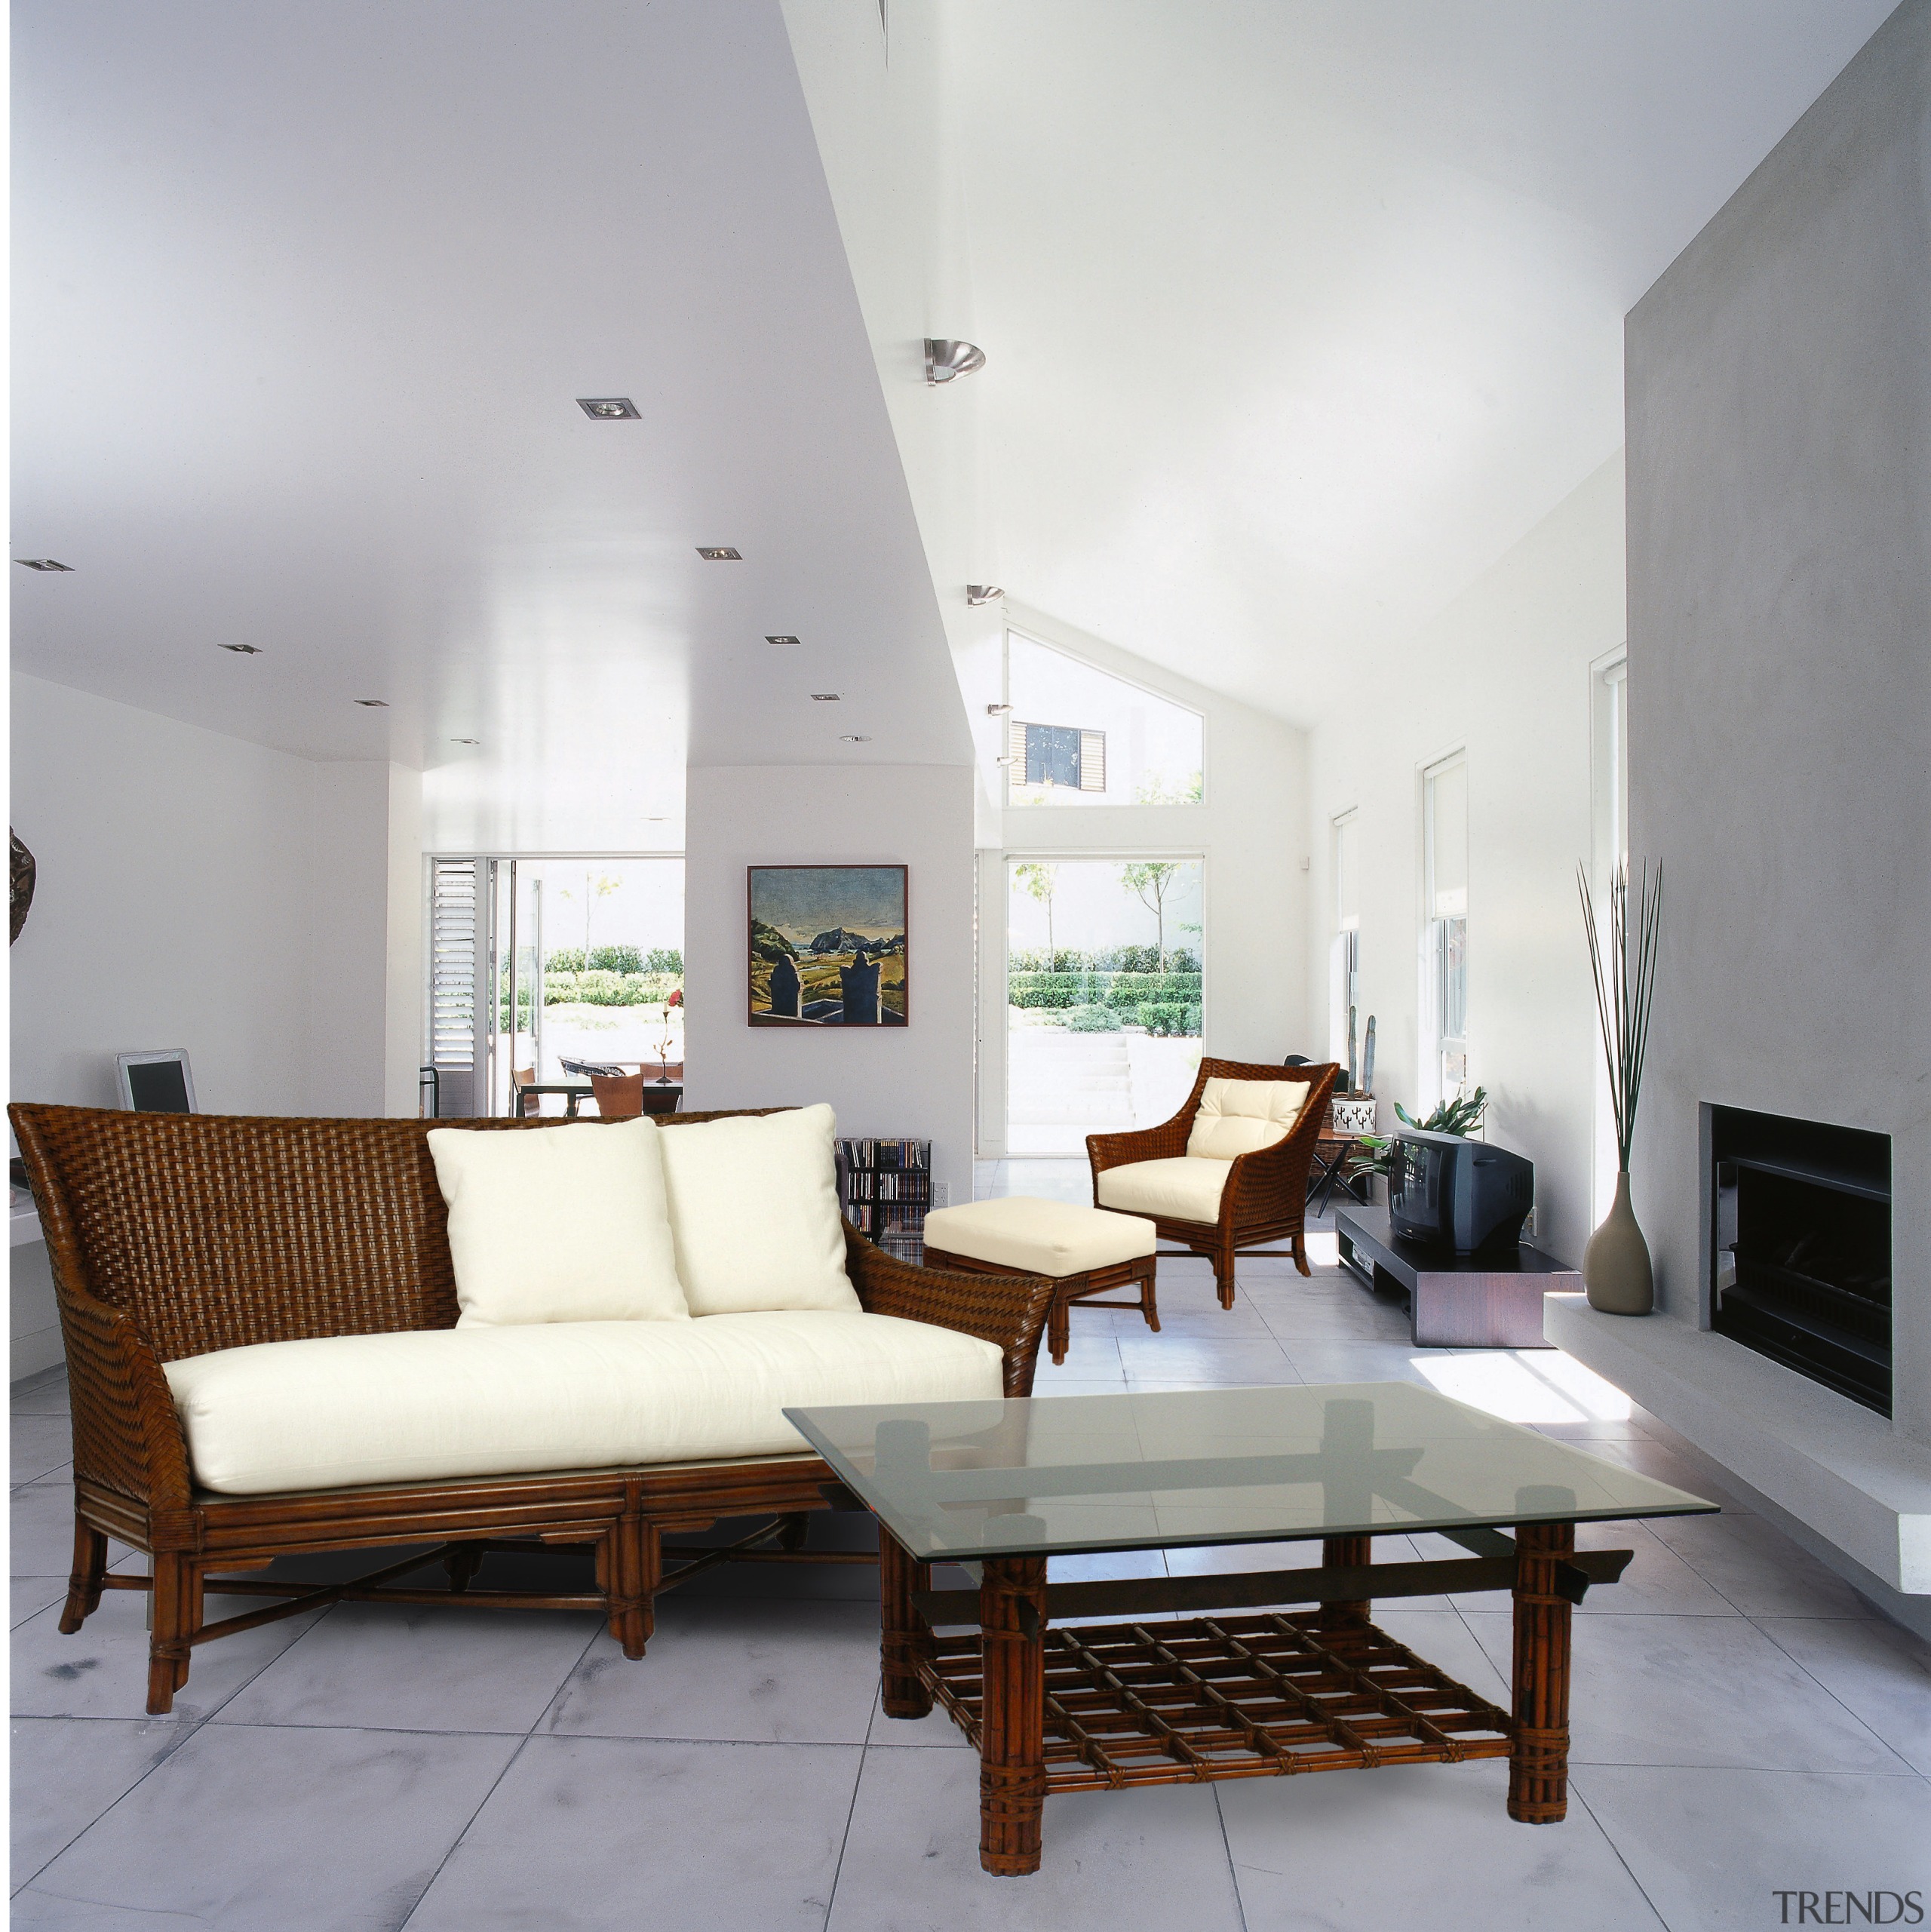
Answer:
[696, 547, 741, 561]
[810, 693, 841, 702]
[354, 698, 389, 708]
[14, 558, 74, 572]
[218, 643, 262, 655]
[577, 397, 640, 420]
[765, 634, 801, 647]
[452, 738, 480, 745]
[840, 735, 873, 743]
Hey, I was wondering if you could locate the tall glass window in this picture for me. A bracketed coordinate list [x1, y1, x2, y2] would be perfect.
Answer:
[1423, 754, 1469, 1099]
[1004, 631, 1203, 808]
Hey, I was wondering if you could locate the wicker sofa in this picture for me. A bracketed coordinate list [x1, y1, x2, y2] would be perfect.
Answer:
[9, 1102, 1052, 1715]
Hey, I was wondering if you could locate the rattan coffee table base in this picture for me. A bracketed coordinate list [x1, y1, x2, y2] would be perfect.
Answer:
[919, 1611, 1512, 1792]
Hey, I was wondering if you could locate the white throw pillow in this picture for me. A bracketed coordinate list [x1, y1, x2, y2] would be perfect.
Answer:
[1185, 1077, 1311, 1161]
[656, 1103, 860, 1315]
[427, 1120, 689, 1327]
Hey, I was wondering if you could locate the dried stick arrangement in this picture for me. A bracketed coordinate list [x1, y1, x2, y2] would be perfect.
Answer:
[1577, 859, 1664, 1173]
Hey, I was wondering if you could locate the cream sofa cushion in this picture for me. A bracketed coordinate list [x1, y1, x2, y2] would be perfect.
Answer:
[1185, 1078, 1311, 1161]
[1095, 1156, 1233, 1224]
[427, 1119, 688, 1327]
[164, 1311, 1002, 1495]
[924, 1197, 1156, 1276]
[656, 1103, 858, 1314]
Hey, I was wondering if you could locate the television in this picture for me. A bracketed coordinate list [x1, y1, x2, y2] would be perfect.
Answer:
[116, 1050, 197, 1114]
[1388, 1129, 1533, 1255]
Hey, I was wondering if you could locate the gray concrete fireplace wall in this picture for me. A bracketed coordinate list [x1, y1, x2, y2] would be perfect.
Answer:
[1549, 0, 1931, 1620]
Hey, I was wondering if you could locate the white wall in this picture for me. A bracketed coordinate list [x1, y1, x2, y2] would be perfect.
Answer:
[681, 763, 977, 1209]
[1304, 453, 1628, 1266]
[990, 605, 1310, 1150]
[1626, 0, 1931, 1439]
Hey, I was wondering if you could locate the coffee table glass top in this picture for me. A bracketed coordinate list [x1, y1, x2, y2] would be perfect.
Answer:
[785, 1383, 1718, 1561]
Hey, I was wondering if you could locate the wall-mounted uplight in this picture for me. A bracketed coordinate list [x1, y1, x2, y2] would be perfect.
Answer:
[14, 558, 74, 572]
[986, 702, 1012, 715]
[765, 634, 801, 647]
[925, 339, 985, 385]
[810, 693, 841, 702]
[451, 738, 480, 746]
[218, 643, 262, 655]
[966, 585, 1003, 605]
[354, 698, 389, 708]
[577, 397, 640, 419]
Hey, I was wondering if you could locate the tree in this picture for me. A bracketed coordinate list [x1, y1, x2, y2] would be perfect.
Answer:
[558, 871, 620, 966]
[1013, 862, 1059, 963]
[1119, 861, 1182, 971]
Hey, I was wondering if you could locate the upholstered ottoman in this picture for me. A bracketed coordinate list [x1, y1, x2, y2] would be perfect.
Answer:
[923, 1197, 1159, 1366]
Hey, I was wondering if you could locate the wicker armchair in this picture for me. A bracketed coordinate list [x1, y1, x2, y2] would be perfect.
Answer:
[8, 1104, 1054, 1715]
[1087, 1058, 1340, 1306]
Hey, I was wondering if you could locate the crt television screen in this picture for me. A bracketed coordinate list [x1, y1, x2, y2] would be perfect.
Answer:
[126, 1060, 192, 1113]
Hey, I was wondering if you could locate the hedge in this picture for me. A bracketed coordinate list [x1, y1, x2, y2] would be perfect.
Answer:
[540, 970, 683, 1008]
[1064, 1003, 1122, 1032]
[1009, 971, 1202, 1012]
[1136, 1001, 1201, 1037]
[1008, 946, 1200, 975]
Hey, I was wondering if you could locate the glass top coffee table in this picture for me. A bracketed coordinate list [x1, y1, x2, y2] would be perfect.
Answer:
[787, 1382, 1717, 1877]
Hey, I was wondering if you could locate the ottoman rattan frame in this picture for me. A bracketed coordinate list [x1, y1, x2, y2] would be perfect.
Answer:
[923, 1245, 1159, 1366]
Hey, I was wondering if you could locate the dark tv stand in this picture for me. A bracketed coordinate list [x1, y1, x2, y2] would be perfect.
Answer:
[1334, 1206, 1577, 1350]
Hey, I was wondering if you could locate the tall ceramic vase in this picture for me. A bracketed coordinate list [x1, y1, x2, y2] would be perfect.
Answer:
[1583, 1170, 1653, 1315]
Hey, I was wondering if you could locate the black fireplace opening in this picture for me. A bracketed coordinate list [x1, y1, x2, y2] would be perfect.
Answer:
[1708, 1105, 1891, 1416]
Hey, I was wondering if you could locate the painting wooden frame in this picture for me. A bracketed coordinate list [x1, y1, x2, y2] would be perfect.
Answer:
[748, 865, 909, 1027]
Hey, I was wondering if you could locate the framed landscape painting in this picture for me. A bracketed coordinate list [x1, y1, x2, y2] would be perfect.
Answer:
[748, 865, 908, 1027]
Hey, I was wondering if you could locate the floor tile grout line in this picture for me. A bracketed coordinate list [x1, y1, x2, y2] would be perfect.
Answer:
[397, 1731, 540, 1931]
[818, 1726, 873, 1931]
[1743, 1614, 1922, 1773]
[1564, 1775, 1672, 1930]
[1210, 1784, 1252, 1932]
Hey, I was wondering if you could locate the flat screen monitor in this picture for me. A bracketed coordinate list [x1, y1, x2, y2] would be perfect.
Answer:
[116, 1051, 197, 1114]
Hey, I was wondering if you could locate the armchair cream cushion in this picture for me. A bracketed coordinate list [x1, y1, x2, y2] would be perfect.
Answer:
[427, 1119, 689, 1327]
[1185, 1078, 1310, 1161]
[657, 1102, 860, 1315]
[1096, 1156, 1233, 1224]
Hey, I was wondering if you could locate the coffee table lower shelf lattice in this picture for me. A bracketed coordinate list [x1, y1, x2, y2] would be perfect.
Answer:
[919, 1612, 1513, 1790]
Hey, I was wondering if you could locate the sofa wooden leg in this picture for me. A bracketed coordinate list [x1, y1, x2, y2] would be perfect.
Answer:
[778, 1513, 810, 1553]
[1047, 1285, 1072, 1366]
[607, 1516, 658, 1660]
[1214, 1243, 1237, 1308]
[1139, 1258, 1161, 1334]
[442, 1543, 484, 1594]
[146, 1553, 195, 1715]
[59, 1518, 108, 1634]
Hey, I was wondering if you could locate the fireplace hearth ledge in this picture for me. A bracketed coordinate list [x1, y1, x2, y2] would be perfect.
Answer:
[1545, 1295, 1931, 1599]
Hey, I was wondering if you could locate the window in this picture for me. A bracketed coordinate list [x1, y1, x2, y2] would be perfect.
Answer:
[1423, 754, 1468, 1099]
[1328, 811, 1360, 1064]
[1003, 630, 1200, 808]
[1015, 720, 1106, 792]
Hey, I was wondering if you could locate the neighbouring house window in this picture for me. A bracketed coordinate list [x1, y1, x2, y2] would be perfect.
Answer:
[1003, 629, 1200, 808]
[1328, 810, 1360, 1065]
[1423, 754, 1469, 1100]
[1017, 720, 1105, 791]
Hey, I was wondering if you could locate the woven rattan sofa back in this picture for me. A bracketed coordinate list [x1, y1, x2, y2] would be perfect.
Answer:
[8, 1105, 766, 1365]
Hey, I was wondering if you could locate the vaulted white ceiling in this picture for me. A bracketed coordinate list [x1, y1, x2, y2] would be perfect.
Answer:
[11, 0, 970, 849]
[11, 0, 1901, 849]
[932, 0, 1898, 724]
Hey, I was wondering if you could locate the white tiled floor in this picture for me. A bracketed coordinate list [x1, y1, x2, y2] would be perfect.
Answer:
[11, 1164, 1929, 1926]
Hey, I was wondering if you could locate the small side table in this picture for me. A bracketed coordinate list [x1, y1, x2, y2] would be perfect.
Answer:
[1336, 1205, 1579, 1349]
